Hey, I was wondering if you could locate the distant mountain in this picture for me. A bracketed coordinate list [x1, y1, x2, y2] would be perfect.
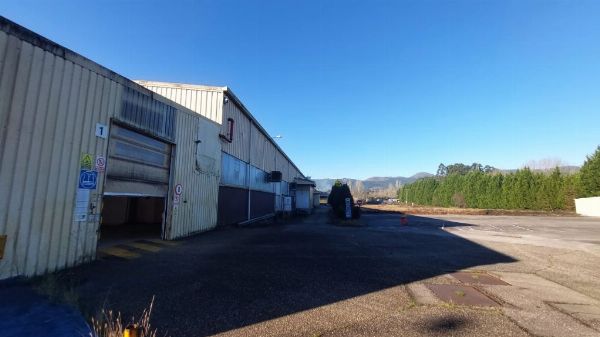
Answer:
[313, 166, 579, 194]
[314, 172, 434, 193]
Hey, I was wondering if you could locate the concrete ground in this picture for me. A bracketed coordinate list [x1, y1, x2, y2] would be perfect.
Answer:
[8, 208, 600, 336]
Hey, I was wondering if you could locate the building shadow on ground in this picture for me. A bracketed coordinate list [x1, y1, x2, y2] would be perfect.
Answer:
[62, 210, 516, 336]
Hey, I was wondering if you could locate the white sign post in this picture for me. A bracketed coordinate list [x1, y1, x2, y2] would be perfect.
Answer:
[345, 197, 352, 219]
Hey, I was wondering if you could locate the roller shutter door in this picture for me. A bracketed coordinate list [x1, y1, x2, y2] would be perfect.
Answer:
[104, 124, 171, 197]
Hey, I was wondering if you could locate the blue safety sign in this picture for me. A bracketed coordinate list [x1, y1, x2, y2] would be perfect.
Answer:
[79, 170, 98, 189]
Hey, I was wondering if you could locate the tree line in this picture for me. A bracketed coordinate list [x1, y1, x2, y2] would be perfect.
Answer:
[397, 146, 600, 211]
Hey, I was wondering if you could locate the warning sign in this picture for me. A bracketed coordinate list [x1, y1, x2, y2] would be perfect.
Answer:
[95, 155, 106, 173]
[173, 184, 182, 205]
[80, 153, 93, 170]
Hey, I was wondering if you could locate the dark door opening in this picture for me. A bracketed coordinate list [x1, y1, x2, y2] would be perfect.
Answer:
[99, 196, 165, 243]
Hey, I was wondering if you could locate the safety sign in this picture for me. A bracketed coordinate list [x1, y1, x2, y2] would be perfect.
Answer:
[80, 153, 93, 170]
[79, 170, 98, 189]
[173, 184, 183, 205]
[95, 155, 106, 173]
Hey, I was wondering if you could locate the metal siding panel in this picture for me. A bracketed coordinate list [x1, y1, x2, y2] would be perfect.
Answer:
[12, 44, 44, 276]
[141, 85, 222, 125]
[221, 152, 247, 187]
[64, 65, 90, 268]
[54, 62, 82, 272]
[222, 101, 250, 162]
[0, 34, 21, 240]
[23, 49, 55, 276]
[0, 40, 34, 278]
[46, 59, 74, 273]
[0, 32, 127, 279]
[36, 54, 65, 274]
[168, 112, 220, 239]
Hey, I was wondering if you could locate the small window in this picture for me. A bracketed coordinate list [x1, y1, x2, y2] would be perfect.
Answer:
[226, 118, 234, 141]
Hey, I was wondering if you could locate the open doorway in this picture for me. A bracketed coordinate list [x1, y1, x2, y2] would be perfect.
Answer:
[99, 196, 165, 244]
[100, 196, 165, 242]
[98, 123, 172, 247]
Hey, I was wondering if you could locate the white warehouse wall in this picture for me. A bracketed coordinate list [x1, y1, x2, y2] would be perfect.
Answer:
[575, 197, 600, 217]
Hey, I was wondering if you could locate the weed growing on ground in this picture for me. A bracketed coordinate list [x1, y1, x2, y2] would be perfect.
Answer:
[90, 297, 163, 337]
[454, 290, 466, 297]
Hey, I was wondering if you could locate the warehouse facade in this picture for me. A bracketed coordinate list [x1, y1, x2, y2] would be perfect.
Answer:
[136, 81, 306, 226]
[0, 16, 309, 280]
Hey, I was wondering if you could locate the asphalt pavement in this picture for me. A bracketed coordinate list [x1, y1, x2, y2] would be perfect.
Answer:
[4, 207, 600, 336]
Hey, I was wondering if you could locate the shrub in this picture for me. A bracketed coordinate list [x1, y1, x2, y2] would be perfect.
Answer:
[328, 181, 354, 218]
[580, 146, 600, 197]
[452, 193, 466, 208]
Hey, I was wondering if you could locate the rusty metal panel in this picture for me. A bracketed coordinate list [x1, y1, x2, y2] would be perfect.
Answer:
[167, 111, 220, 239]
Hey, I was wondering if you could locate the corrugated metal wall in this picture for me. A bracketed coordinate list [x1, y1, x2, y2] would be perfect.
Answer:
[0, 20, 224, 279]
[119, 86, 176, 141]
[250, 124, 277, 173]
[136, 81, 223, 124]
[168, 111, 220, 239]
[221, 99, 251, 162]
[0, 30, 121, 279]
[139, 82, 304, 182]
[220, 152, 248, 187]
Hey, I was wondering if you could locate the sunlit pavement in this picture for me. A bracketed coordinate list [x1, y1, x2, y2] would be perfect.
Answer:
[32, 209, 600, 336]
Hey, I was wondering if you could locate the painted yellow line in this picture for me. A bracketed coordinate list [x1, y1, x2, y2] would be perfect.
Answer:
[98, 247, 141, 259]
[126, 242, 163, 252]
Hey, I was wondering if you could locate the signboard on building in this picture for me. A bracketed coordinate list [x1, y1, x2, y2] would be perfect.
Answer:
[283, 196, 292, 212]
[80, 153, 93, 170]
[95, 155, 106, 173]
[173, 184, 183, 205]
[95, 123, 108, 139]
[73, 188, 90, 222]
[78, 170, 98, 189]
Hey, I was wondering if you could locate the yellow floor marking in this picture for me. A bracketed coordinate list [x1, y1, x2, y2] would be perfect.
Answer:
[126, 242, 163, 252]
[98, 247, 140, 259]
[143, 239, 180, 246]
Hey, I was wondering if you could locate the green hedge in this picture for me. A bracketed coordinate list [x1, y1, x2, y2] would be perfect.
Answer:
[398, 168, 581, 211]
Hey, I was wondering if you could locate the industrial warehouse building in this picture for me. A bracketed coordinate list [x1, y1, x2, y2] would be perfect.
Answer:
[136, 81, 306, 225]
[0, 16, 310, 280]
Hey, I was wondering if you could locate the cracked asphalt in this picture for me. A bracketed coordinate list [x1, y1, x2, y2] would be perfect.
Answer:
[24, 208, 600, 336]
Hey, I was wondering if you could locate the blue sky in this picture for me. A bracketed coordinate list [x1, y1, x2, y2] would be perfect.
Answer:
[2, 0, 599, 179]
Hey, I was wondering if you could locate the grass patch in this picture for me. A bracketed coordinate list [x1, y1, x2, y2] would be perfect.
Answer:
[454, 290, 466, 297]
[32, 272, 80, 309]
